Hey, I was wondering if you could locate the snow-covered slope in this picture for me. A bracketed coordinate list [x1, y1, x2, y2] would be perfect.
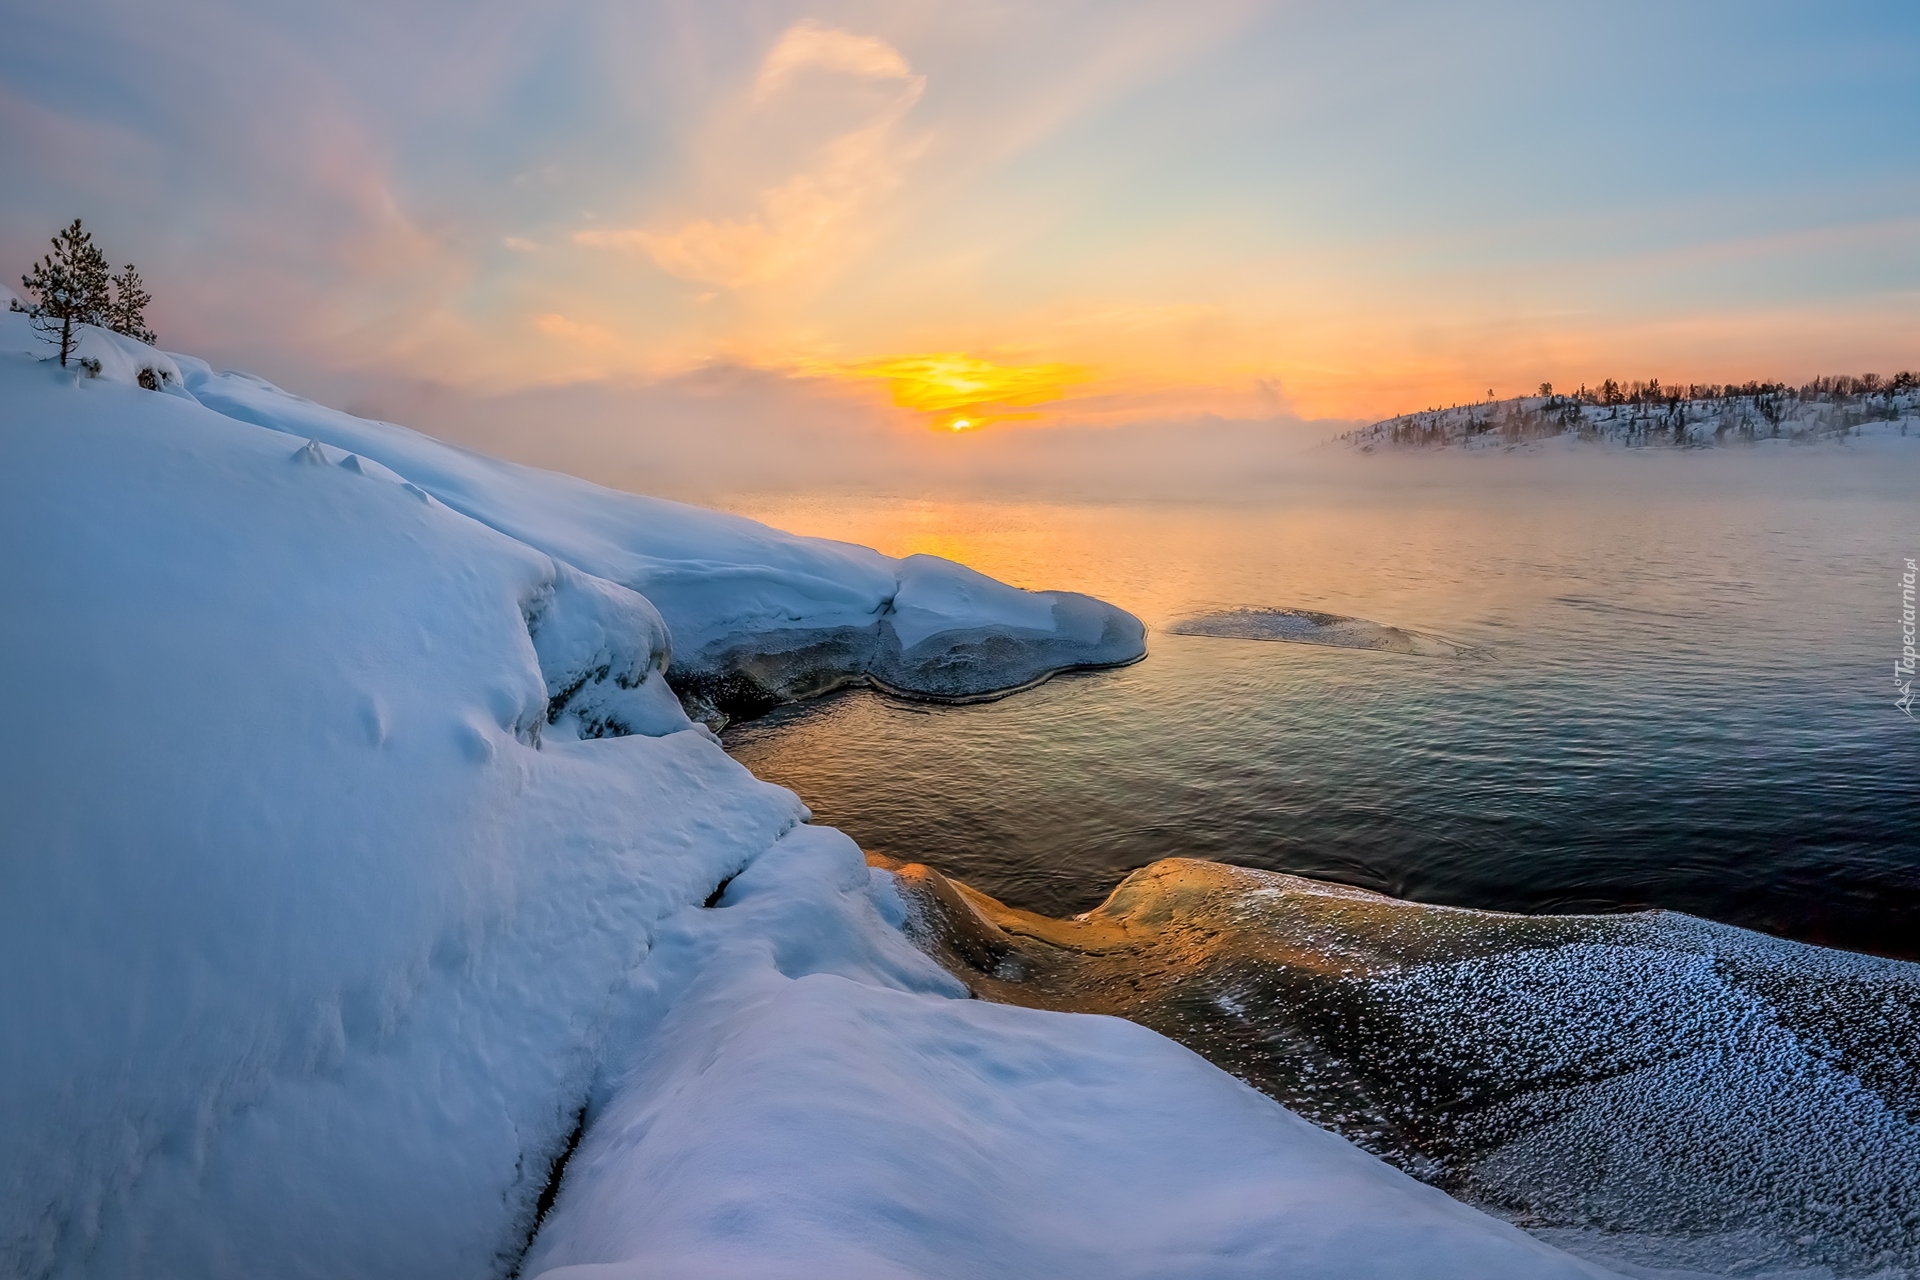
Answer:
[0, 322, 1616, 1279]
[173, 359, 1142, 726]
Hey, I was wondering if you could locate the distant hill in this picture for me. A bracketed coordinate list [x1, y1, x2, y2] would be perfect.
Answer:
[1346, 375, 1919, 452]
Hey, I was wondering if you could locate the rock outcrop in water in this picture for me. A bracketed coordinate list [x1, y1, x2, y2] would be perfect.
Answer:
[1168, 608, 1471, 657]
[673, 569, 1146, 727]
[872, 853, 1920, 1279]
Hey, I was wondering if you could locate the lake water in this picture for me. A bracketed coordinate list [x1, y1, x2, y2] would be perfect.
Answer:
[721, 451, 1920, 961]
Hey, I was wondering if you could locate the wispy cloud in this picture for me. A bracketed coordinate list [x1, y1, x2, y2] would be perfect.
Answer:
[3, 0, 1916, 425]
[533, 312, 617, 346]
[575, 21, 925, 290]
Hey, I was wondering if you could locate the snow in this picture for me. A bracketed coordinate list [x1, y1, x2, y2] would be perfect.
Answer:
[0, 337, 802, 1276]
[0, 314, 1619, 1278]
[1347, 390, 1920, 453]
[170, 353, 1144, 725]
[1, 308, 184, 392]
[520, 828, 1616, 1280]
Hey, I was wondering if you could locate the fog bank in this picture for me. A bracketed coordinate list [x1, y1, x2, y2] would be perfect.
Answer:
[350, 367, 1350, 503]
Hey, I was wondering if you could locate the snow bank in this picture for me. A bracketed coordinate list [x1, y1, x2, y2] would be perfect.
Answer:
[0, 311, 185, 395]
[0, 344, 806, 1276]
[519, 827, 1614, 1280]
[0, 320, 1617, 1278]
[171, 357, 1144, 725]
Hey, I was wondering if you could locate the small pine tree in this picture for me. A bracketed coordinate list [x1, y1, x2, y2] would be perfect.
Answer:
[14, 219, 111, 366]
[107, 263, 155, 345]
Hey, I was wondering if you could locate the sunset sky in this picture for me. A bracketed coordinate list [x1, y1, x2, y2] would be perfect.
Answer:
[4, 0, 1917, 440]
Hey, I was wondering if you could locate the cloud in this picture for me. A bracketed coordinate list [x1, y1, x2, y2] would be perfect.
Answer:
[752, 22, 916, 99]
[575, 21, 925, 290]
[6, 0, 1914, 424]
[533, 313, 618, 346]
[814, 352, 1094, 430]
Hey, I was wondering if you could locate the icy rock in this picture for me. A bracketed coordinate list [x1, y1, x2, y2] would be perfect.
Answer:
[528, 562, 689, 741]
[871, 555, 1145, 701]
[171, 362, 1145, 725]
[519, 827, 1619, 1280]
[877, 855, 1920, 1278]
[1168, 607, 1470, 657]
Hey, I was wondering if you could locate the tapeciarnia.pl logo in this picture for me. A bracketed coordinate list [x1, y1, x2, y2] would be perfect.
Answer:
[1899, 558, 1917, 720]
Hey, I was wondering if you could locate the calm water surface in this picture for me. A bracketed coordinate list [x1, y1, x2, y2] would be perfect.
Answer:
[720, 454, 1920, 959]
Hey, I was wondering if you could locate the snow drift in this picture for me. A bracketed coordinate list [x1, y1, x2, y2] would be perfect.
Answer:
[0, 317, 1617, 1279]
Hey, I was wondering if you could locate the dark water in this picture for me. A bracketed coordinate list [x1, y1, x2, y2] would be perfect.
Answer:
[722, 454, 1920, 960]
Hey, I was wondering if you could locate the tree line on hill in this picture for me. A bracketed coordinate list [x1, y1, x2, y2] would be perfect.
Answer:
[1362, 370, 1919, 450]
[10, 218, 156, 373]
[1536, 373, 1917, 409]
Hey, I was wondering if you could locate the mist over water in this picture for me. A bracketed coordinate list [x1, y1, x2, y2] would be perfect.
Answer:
[724, 450, 1920, 960]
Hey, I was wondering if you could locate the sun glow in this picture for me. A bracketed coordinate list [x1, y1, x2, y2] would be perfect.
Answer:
[824, 352, 1091, 430]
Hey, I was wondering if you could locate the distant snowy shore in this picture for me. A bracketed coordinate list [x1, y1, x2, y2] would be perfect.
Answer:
[1346, 381, 1920, 453]
[0, 316, 1622, 1278]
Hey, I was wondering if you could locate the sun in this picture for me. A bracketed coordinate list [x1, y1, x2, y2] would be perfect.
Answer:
[817, 352, 1091, 432]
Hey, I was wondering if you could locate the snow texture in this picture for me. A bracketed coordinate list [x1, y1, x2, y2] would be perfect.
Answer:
[0, 314, 1618, 1279]
[520, 831, 1617, 1280]
[881, 856, 1920, 1279]
[168, 354, 1144, 726]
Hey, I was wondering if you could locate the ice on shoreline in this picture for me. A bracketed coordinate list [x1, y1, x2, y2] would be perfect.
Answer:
[0, 318, 1615, 1279]
[174, 358, 1144, 726]
[874, 854, 1920, 1278]
[519, 830, 1614, 1280]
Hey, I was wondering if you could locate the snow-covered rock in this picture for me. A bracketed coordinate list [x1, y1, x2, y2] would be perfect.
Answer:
[0, 343, 803, 1276]
[171, 357, 1143, 725]
[1346, 386, 1920, 452]
[0, 319, 1618, 1279]
[519, 828, 1616, 1280]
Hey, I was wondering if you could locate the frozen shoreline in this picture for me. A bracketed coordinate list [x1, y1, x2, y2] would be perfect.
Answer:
[1, 318, 1635, 1278]
[181, 363, 1145, 729]
[876, 854, 1920, 1278]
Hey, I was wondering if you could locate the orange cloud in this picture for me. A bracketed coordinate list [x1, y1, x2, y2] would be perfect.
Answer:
[533, 312, 617, 346]
[819, 352, 1093, 430]
[752, 22, 915, 99]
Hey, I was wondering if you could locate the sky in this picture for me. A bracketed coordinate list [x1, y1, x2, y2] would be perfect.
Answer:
[3, 0, 1917, 484]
